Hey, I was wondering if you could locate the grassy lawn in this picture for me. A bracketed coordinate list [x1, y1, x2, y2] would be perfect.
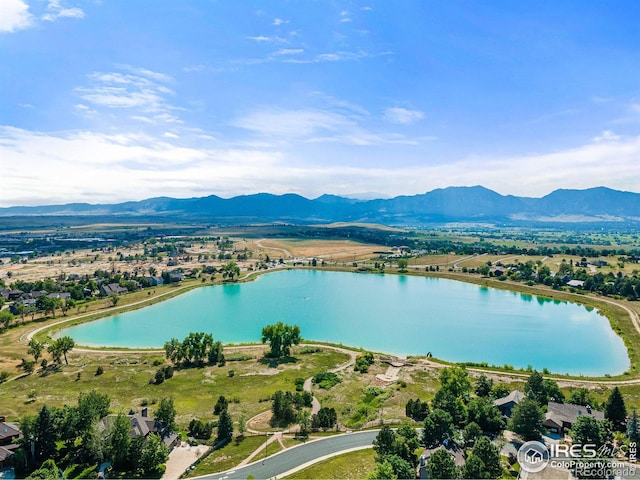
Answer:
[0, 348, 350, 422]
[284, 447, 376, 479]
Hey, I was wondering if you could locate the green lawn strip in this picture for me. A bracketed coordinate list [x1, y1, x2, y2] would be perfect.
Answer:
[283, 447, 376, 479]
[185, 435, 265, 477]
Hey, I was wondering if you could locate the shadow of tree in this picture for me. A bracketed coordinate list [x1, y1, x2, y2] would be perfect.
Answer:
[258, 356, 298, 368]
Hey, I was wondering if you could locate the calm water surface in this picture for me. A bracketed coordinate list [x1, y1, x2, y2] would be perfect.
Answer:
[62, 270, 629, 375]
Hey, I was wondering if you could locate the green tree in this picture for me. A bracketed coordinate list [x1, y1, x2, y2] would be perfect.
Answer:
[462, 421, 483, 447]
[373, 425, 396, 458]
[466, 397, 505, 434]
[77, 390, 111, 435]
[109, 293, 120, 307]
[367, 460, 397, 480]
[138, 433, 169, 475]
[27, 338, 44, 363]
[426, 449, 456, 479]
[569, 388, 599, 407]
[222, 261, 241, 281]
[432, 388, 466, 426]
[383, 454, 414, 480]
[570, 416, 611, 446]
[26, 458, 59, 480]
[0, 310, 14, 330]
[509, 398, 544, 441]
[422, 409, 453, 448]
[604, 387, 627, 432]
[261, 322, 301, 358]
[297, 410, 311, 440]
[164, 338, 182, 364]
[108, 413, 132, 470]
[397, 258, 408, 272]
[238, 412, 247, 438]
[214, 395, 229, 415]
[54, 336, 75, 365]
[53, 405, 79, 447]
[217, 411, 234, 443]
[34, 406, 56, 462]
[439, 366, 472, 398]
[461, 454, 485, 479]
[155, 398, 177, 431]
[475, 374, 493, 397]
[471, 436, 502, 479]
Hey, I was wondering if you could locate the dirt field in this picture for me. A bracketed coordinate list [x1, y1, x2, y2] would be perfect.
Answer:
[249, 238, 383, 262]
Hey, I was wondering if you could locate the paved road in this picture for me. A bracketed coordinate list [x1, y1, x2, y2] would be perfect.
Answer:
[196, 430, 379, 480]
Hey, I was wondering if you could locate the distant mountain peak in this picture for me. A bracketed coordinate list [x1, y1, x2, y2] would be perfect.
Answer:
[1, 186, 639, 225]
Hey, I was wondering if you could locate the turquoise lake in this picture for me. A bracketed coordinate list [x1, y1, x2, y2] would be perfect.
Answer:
[62, 269, 630, 376]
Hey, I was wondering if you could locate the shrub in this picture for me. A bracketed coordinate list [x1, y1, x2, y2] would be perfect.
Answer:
[0, 371, 9, 383]
[354, 352, 374, 373]
[95, 366, 104, 376]
[299, 346, 323, 354]
[312, 372, 341, 389]
[154, 369, 165, 385]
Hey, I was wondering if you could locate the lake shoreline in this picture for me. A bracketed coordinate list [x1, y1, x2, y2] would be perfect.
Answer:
[49, 267, 632, 378]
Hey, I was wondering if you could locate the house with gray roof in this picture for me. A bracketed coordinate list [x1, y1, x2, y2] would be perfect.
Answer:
[543, 402, 604, 436]
[99, 283, 128, 297]
[0, 417, 21, 468]
[493, 390, 524, 417]
[419, 441, 466, 479]
[99, 408, 178, 450]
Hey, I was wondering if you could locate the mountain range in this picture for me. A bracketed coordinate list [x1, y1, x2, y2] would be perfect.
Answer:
[2, 186, 639, 225]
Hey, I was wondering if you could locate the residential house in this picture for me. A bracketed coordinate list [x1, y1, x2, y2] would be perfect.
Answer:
[566, 280, 585, 288]
[0, 417, 21, 468]
[419, 441, 466, 479]
[47, 292, 71, 301]
[493, 390, 525, 417]
[99, 283, 128, 297]
[490, 267, 506, 277]
[99, 408, 179, 450]
[543, 402, 604, 436]
[168, 270, 185, 283]
[146, 276, 164, 287]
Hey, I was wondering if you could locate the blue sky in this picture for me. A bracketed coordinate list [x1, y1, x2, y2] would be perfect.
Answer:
[2, 0, 640, 206]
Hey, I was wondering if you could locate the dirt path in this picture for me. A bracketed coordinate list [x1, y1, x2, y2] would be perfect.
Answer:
[256, 239, 293, 259]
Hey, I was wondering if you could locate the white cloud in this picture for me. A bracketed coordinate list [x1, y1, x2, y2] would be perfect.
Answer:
[2, 124, 640, 206]
[592, 130, 621, 142]
[247, 35, 288, 43]
[272, 18, 289, 26]
[384, 107, 425, 125]
[273, 49, 303, 56]
[284, 50, 392, 64]
[231, 107, 423, 147]
[75, 67, 180, 124]
[0, 0, 32, 33]
[42, 0, 84, 22]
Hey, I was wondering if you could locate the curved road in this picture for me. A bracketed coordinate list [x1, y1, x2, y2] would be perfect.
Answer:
[196, 430, 379, 480]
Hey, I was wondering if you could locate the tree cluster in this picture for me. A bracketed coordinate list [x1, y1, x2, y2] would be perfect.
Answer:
[270, 390, 313, 426]
[354, 352, 374, 373]
[164, 331, 224, 367]
[261, 322, 301, 358]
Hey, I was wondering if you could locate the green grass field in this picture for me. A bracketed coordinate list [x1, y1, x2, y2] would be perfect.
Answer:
[284, 447, 376, 479]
